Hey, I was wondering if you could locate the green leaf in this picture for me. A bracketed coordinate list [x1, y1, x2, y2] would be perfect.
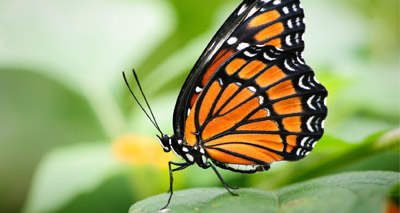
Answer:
[22, 143, 121, 213]
[130, 171, 400, 213]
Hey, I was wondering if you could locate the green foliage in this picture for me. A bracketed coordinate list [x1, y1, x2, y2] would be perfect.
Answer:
[0, 0, 398, 212]
[130, 171, 400, 212]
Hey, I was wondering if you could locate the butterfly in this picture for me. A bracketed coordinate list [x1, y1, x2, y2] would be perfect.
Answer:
[123, 0, 327, 210]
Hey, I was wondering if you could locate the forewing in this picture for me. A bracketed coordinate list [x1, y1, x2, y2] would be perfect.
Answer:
[185, 45, 327, 173]
[173, 0, 307, 137]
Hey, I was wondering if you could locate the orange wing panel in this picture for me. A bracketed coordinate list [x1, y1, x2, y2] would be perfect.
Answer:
[220, 87, 254, 114]
[207, 143, 284, 164]
[255, 65, 286, 87]
[206, 134, 283, 151]
[286, 135, 297, 146]
[273, 97, 303, 115]
[254, 22, 284, 42]
[238, 60, 266, 79]
[226, 58, 247, 75]
[206, 148, 255, 164]
[236, 120, 279, 132]
[199, 81, 222, 125]
[213, 83, 240, 114]
[286, 136, 298, 152]
[264, 38, 282, 48]
[286, 145, 294, 153]
[184, 107, 197, 146]
[190, 93, 199, 107]
[248, 10, 281, 28]
[202, 50, 234, 85]
[249, 109, 269, 120]
[202, 98, 259, 140]
[282, 116, 302, 132]
[267, 80, 296, 100]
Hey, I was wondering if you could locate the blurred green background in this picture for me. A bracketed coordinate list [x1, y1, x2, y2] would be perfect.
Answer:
[0, 0, 398, 212]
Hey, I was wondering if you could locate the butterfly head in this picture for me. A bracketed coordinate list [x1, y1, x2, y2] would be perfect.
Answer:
[157, 134, 172, 152]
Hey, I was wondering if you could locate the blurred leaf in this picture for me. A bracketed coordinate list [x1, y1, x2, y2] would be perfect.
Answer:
[130, 171, 400, 213]
[0, 69, 106, 212]
[22, 143, 120, 213]
[0, 0, 176, 138]
[55, 174, 134, 213]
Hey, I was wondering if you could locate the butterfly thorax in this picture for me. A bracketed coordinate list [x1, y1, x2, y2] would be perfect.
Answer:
[157, 134, 209, 168]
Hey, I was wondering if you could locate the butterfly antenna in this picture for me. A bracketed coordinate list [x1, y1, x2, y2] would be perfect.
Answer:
[122, 70, 163, 135]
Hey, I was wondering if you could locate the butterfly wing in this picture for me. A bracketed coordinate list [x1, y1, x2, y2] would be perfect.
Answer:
[173, 0, 307, 138]
[186, 44, 327, 173]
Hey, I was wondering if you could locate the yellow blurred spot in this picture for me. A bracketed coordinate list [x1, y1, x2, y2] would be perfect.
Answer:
[112, 134, 176, 169]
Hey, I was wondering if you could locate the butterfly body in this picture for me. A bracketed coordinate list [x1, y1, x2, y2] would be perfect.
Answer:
[125, 0, 327, 209]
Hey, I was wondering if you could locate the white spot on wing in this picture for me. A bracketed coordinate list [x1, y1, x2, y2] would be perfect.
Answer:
[238, 4, 247, 15]
[307, 116, 315, 132]
[237, 42, 250, 50]
[217, 78, 223, 86]
[296, 17, 301, 26]
[308, 75, 315, 87]
[265, 108, 271, 117]
[248, 86, 256, 93]
[195, 86, 202, 93]
[263, 52, 275, 61]
[316, 96, 322, 109]
[284, 59, 296, 71]
[292, 4, 298, 12]
[273, 0, 281, 5]
[226, 163, 257, 171]
[313, 76, 321, 84]
[298, 76, 310, 90]
[244, 51, 257, 57]
[307, 95, 316, 110]
[295, 33, 300, 44]
[246, 7, 259, 19]
[300, 137, 309, 147]
[297, 56, 305, 64]
[259, 96, 264, 105]
[283, 7, 289, 14]
[286, 35, 292, 46]
[287, 19, 293, 29]
[314, 118, 320, 131]
[182, 147, 189, 152]
[227, 37, 238, 45]
[311, 141, 317, 148]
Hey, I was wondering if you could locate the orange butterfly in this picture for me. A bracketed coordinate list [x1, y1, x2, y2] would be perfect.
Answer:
[124, 0, 327, 209]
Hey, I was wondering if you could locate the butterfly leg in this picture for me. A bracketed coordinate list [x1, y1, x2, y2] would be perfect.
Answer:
[208, 163, 239, 195]
[161, 161, 190, 210]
